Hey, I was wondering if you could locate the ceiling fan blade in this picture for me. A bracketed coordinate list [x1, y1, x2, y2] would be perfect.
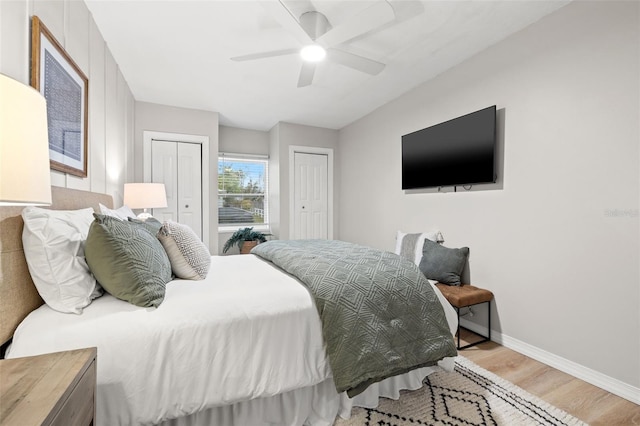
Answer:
[297, 62, 316, 87]
[260, 0, 313, 45]
[231, 48, 300, 62]
[388, 0, 425, 22]
[318, 1, 395, 47]
[326, 48, 385, 75]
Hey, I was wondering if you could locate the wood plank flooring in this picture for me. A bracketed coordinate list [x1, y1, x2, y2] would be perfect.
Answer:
[457, 330, 640, 425]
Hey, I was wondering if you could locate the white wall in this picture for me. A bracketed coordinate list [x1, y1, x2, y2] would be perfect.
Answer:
[338, 0, 639, 397]
[134, 101, 219, 253]
[0, 0, 134, 204]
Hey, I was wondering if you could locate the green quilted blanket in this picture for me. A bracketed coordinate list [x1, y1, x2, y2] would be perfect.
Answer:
[251, 239, 457, 397]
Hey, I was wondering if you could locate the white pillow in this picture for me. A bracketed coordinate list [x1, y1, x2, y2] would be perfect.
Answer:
[99, 203, 136, 221]
[21, 207, 102, 314]
[395, 230, 440, 265]
[158, 221, 211, 280]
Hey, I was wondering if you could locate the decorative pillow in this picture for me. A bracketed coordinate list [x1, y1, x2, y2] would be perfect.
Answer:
[99, 203, 136, 221]
[21, 207, 102, 314]
[85, 214, 172, 307]
[128, 217, 162, 236]
[158, 221, 211, 280]
[419, 238, 469, 286]
[395, 230, 440, 265]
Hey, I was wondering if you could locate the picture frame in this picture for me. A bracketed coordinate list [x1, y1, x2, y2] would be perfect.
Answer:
[31, 16, 88, 177]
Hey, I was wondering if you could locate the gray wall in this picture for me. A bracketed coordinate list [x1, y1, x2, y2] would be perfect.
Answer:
[0, 0, 134, 204]
[338, 0, 639, 392]
[270, 122, 340, 241]
[219, 123, 339, 252]
[134, 101, 219, 253]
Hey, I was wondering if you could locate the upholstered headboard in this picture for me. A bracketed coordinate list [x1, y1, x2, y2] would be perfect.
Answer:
[0, 186, 113, 346]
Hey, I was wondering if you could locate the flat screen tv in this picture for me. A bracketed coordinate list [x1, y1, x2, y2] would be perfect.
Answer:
[402, 105, 496, 190]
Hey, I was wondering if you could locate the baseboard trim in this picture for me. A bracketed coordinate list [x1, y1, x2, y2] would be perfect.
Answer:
[472, 327, 640, 405]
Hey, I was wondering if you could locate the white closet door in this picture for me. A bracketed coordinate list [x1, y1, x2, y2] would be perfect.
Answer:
[293, 152, 328, 239]
[150, 140, 203, 239]
[151, 140, 178, 222]
[177, 143, 202, 238]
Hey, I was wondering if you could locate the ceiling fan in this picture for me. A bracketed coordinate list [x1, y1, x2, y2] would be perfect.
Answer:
[231, 1, 396, 87]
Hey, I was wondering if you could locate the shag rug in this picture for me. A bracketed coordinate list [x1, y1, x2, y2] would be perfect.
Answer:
[335, 356, 587, 426]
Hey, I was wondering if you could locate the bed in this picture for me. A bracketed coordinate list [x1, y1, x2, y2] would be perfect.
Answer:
[0, 186, 458, 426]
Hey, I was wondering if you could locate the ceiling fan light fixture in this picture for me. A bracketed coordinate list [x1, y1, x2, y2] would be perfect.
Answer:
[300, 45, 326, 62]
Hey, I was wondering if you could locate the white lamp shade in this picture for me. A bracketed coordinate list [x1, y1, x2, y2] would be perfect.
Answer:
[0, 74, 52, 206]
[123, 183, 168, 209]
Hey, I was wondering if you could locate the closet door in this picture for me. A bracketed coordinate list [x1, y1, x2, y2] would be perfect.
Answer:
[293, 152, 328, 240]
[150, 140, 203, 239]
[151, 140, 178, 222]
[177, 143, 202, 238]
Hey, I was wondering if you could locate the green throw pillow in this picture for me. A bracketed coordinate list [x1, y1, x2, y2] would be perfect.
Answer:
[419, 238, 469, 286]
[85, 214, 172, 307]
[128, 216, 163, 236]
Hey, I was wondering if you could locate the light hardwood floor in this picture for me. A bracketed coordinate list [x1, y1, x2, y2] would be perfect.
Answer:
[458, 330, 640, 425]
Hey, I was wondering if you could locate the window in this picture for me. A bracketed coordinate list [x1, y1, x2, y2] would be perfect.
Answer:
[218, 154, 268, 230]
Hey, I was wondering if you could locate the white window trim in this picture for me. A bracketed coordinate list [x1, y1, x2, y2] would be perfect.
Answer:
[218, 153, 270, 232]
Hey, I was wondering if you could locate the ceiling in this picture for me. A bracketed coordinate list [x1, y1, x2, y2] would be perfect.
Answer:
[85, 0, 571, 131]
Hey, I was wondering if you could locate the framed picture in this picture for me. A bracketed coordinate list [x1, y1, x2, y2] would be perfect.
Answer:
[31, 16, 88, 177]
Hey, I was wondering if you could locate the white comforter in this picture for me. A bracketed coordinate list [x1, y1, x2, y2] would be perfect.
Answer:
[8, 254, 457, 426]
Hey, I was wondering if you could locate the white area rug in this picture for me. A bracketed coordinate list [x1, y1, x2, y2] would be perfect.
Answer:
[335, 356, 587, 426]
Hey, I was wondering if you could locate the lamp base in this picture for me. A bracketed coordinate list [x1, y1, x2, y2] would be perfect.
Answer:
[136, 211, 153, 221]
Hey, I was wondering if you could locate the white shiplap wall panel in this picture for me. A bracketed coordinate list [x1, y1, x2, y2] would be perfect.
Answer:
[31, 1, 64, 47]
[64, 0, 88, 76]
[0, 1, 29, 83]
[88, 15, 106, 194]
[65, 0, 90, 191]
[114, 68, 127, 201]
[104, 49, 121, 205]
[32, 1, 66, 188]
[126, 89, 135, 183]
[0, 0, 134, 198]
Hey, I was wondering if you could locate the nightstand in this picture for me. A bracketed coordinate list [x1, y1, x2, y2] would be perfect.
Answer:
[0, 347, 97, 426]
[435, 283, 494, 350]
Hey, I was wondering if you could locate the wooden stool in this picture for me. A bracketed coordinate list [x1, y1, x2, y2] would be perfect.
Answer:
[435, 283, 494, 350]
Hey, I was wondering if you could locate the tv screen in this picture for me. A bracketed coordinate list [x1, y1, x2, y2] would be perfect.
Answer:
[402, 106, 496, 190]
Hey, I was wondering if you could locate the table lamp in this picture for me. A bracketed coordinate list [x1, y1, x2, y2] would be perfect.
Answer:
[123, 183, 168, 220]
[0, 73, 52, 206]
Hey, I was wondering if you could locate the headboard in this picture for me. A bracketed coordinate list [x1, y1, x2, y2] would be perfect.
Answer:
[0, 186, 113, 346]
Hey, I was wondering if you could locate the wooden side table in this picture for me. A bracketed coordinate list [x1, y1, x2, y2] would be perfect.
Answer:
[0, 347, 97, 426]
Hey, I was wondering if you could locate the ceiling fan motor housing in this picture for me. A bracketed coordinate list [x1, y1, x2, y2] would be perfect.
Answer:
[299, 11, 331, 41]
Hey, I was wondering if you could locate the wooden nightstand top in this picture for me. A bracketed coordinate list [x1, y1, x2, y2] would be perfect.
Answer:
[0, 347, 97, 426]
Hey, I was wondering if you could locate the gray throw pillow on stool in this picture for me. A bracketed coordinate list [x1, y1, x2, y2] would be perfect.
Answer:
[419, 239, 469, 286]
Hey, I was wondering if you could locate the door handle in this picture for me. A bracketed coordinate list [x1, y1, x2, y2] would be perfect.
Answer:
[185, 204, 189, 208]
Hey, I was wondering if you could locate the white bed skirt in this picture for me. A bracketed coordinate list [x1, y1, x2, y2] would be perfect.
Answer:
[161, 360, 454, 426]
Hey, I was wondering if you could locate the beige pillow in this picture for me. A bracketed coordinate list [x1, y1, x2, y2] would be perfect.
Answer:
[395, 230, 440, 265]
[158, 221, 211, 280]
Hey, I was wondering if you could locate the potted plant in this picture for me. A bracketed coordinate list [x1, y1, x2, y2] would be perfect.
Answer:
[223, 227, 269, 254]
